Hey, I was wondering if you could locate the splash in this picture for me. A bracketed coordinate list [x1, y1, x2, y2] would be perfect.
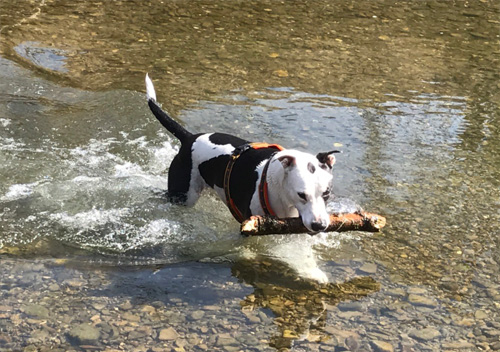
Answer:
[1, 182, 40, 201]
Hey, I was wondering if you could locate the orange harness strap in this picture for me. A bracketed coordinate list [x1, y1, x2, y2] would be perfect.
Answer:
[223, 142, 284, 223]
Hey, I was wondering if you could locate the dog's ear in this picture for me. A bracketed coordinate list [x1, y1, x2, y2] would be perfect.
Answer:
[316, 150, 341, 169]
[278, 155, 296, 168]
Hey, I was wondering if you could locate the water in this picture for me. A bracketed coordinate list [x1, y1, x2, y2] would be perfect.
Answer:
[1, 0, 499, 351]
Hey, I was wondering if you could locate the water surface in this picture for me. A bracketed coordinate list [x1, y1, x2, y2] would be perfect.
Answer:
[0, 0, 499, 351]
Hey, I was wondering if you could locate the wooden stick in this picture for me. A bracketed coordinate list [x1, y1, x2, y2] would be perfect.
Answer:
[240, 212, 386, 236]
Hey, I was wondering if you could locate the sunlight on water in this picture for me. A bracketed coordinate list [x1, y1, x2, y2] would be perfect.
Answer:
[0, 68, 471, 275]
[0, 0, 498, 349]
[0, 68, 368, 276]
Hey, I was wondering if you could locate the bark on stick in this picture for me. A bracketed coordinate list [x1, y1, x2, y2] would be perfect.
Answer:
[240, 212, 386, 236]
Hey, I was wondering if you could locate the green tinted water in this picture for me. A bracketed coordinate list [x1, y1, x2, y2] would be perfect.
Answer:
[0, 0, 499, 351]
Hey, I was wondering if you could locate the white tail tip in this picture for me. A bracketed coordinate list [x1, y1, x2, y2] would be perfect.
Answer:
[145, 73, 157, 101]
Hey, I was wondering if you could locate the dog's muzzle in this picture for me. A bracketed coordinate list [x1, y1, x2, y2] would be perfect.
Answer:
[310, 220, 329, 232]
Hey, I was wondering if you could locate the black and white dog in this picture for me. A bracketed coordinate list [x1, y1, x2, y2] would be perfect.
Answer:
[145, 75, 338, 232]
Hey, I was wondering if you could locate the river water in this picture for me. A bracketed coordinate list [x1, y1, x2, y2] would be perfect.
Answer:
[0, 1, 499, 351]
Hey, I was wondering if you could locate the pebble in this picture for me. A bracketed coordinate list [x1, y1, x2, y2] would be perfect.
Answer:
[371, 340, 394, 352]
[242, 312, 261, 324]
[48, 283, 60, 291]
[190, 310, 205, 320]
[158, 327, 179, 341]
[358, 263, 378, 274]
[337, 301, 365, 312]
[490, 341, 500, 351]
[23, 304, 50, 319]
[27, 329, 51, 344]
[122, 312, 141, 322]
[119, 301, 133, 311]
[0, 305, 12, 312]
[475, 310, 488, 320]
[63, 279, 85, 288]
[441, 341, 475, 349]
[408, 328, 441, 341]
[141, 305, 156, 314]
[337, 311, 364, 319]
[345, 335, 360, 351]
[216, 334, 238, 347]
[67, 323, 101, 344]
[407, 294, 438, 308]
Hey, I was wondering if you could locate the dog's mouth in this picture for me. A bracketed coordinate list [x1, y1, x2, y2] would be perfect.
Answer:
[303, 223, 329, 234]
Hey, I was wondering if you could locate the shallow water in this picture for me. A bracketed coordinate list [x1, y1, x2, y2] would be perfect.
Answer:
[1, 0, 499, 351]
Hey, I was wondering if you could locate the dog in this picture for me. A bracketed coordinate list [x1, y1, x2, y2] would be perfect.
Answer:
[145, 74, 338, 232]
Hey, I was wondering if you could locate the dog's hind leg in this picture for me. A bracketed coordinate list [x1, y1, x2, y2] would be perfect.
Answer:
[167, 152, 205, 206]
[166, 154, 192, 205]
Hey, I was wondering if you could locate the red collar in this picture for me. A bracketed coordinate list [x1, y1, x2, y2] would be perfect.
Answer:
[223, 142, 284, 222]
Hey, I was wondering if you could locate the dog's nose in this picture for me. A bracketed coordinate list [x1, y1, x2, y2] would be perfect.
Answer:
[310, 221, 328, 232]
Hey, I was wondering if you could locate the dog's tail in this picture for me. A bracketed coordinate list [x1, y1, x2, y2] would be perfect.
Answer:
[145, 74, 192, 143]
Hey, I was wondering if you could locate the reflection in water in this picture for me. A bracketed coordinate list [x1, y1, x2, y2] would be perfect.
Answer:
[233, 259, 379, 350]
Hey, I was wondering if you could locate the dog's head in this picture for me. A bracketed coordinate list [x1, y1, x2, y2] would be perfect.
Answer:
[273, 150, 338, 232]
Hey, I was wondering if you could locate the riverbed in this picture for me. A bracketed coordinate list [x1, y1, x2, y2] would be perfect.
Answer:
[1, 1, 499, 351]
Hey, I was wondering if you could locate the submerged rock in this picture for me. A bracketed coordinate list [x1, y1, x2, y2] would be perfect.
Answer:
[158, 327, 179, 341]
[67, 323, 101, 345]
[408, 328, 441, 341]
[23, 304, 50, 319]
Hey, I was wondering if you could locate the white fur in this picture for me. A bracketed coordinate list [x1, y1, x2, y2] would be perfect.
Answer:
[187, 133, 235, 205]
[266, 150, 333, 232]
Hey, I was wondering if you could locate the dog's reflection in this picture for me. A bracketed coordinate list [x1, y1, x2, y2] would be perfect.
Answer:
[232, 259, 379, 350]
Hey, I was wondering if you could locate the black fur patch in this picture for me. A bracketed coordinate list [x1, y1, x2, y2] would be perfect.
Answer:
[198, 134, 279, 220]
[229, 148, 277, 219]
[199, 155, 229, 189]
[208, 133, 248, 148]
[200, 132, 249, 188]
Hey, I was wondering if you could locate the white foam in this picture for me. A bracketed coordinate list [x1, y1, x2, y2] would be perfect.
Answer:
[126, 219, 180, 250]
[71, 175, 101, 183]
[0, 134, 195, 255]
[0, 118, 11, 127]
[126, 136, 148, 147]
[146, 142, 177, 174]
[114, 162, 145, 178]
[1, 182, 39, 201]
[49, 208, 130, 229]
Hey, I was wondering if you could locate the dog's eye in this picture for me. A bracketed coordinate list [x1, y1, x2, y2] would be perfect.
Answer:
[297, 192, 307, 201]
[322, 189, 330, 200]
